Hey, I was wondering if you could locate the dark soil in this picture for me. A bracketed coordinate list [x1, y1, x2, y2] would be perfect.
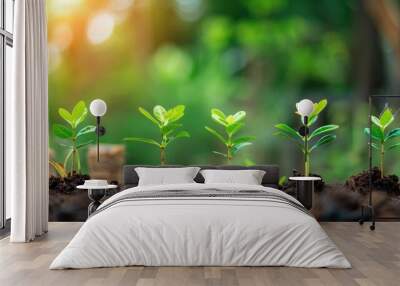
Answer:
[49, 173, 120, 221]
[49, 173, 90, 193]
[345, 167, 400, 196]
[281, 169, 325, 194]
[49, 190, 90, 221]
[326, 184, 361, 211]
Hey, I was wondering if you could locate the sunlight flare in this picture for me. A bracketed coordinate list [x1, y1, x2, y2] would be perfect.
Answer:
[49, 0, 82, 16]
[87, 12, 115, 45]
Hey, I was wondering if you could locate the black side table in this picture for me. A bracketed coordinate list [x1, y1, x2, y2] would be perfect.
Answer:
[77, 184, 117, 216]
[289, 177, 321, 210]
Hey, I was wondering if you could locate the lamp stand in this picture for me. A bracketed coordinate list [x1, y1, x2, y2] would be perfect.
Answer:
[359, 95, 400, 230]
[298, 116, 310, 176]
[304, 116, 309, 176]
[96, 117, 100, 162]
[95, 116, 106, 162]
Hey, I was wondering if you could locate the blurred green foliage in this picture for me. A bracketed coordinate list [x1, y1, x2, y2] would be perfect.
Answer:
[48, 0, 400, 182]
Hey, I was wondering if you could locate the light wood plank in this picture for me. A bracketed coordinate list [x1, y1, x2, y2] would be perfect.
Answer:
[0, 222, 399, 286]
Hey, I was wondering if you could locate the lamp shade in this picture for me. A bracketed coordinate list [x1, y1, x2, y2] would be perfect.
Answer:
[296, 99, 314, 116]
[90, 99, 107, 117]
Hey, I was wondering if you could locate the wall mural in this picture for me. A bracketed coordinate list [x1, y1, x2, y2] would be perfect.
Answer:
[47, 0, 400, 221]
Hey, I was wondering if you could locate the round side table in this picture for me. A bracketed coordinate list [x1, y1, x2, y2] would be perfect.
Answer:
[77, 184, 117, 216]
[289, 177, 321, 210]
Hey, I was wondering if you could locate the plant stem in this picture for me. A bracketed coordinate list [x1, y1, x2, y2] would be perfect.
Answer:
[71, 138, 76, 175]
[227, 135, 232, 163]
[227, 146, 232, 163]
[304, 134, 309, 176]
[160, 147, 166, 165]
[380, 143, 385, 178]
[71, 150, 75, 175]
[305, 154, 310, 177]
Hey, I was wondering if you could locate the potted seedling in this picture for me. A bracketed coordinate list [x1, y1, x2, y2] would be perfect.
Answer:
[346, 106, 400, 196]
[274, 99, 338, 178]
[274, 99, 338, 206]
[205, 108, 255, 163]
[124, 105, 190, 165]
[365, 106, 400, 178]
[49, 101, 96, 221]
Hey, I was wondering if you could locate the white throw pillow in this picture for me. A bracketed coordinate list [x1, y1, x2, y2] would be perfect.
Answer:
[135, 167, 200, 186]
[200, 169, 266, 185]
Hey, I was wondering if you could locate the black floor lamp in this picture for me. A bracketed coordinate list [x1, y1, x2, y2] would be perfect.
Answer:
[359, 95, 400, 231]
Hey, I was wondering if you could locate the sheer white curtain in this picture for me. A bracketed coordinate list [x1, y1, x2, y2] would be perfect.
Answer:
[7, 0, 49, 242]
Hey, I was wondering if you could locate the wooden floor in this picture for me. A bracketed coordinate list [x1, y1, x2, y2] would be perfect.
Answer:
[0, 222, 399, 286]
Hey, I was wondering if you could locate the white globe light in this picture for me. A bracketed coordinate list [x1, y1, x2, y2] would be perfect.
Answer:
[296, 99, 314, 116]
[90, 99, 107, 117]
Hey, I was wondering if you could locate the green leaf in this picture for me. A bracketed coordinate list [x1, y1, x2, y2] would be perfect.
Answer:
[72, 101, 88, 127]
[373, 125, 384, 140]
[124, 137, 161, 147]
[211, 109, 228, 126]
[232, 136, 256, 145]
[305, 114, 318, 126]
[162, 123, 182, 136]
[225, 115, 236, 125]
[226, 122, 244, 136]
[58, 108, 74, 127]
[64, 148, 74, 171]
[77, 125, 96, 137]
[57, 142, 73, 148]
[309, 125, 339, 140]
[205, 126, 227, 144]
[274, 123, 303, 141]
[306, 100, 327, 126]
[139, 107, 160, 127]
[274, 131, 305, 152]
[232, 111, 246, 123]
[153, 105, 167, 123]
[380, 108, 394, 128]
[364, 126, 384, 141]
[166, 130, 190, 146]
[174, 130, 190, 139]
[385, 128, 400, 141]
[76, 140, 94, 149]
[278, 176, 287, 187]
[309, 99, 327, 118]
[49, 160, 68, 178]
[389, 142, 400, 150]
[371, 116, 382, 128]
[371, 143, 379, 150]
[232, 142, 252, 154]
[166, 105, 185, 123]
[211, 108, 226, 121]
[53, 124, 73, 139]
[212, 151, 227, 158]
[309, 134, 336, 152]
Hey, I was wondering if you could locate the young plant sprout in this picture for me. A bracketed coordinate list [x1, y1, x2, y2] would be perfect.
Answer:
[365, 106, 400, 178]
[274, 99, 339, 176]
[52, 101, 96, 175]
[124, 105, 190, 165]
[205, 108, 255, 162]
